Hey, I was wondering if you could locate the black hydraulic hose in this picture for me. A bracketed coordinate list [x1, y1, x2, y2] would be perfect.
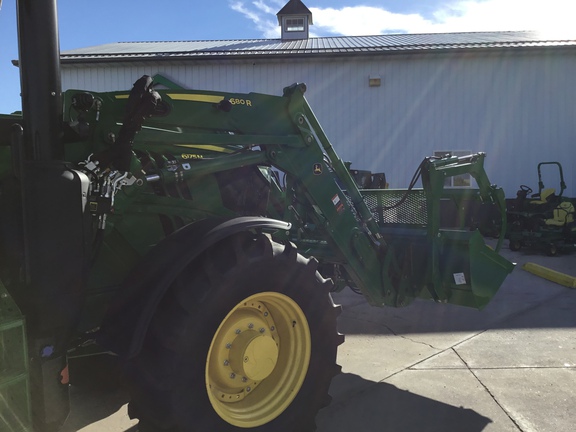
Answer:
[379, 157, 438, 211]
[94, 75, 161, 171]
[88, 230, 104, 271]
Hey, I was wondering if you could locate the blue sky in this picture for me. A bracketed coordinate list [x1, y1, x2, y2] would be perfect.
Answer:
[1, 0, 575, 114]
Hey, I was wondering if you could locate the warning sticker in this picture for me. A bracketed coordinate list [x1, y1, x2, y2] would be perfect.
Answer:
[332, 194, 345, 213]
[453, 273, 467, 285]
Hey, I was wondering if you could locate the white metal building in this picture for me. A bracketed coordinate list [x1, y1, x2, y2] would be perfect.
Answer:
[60, 1, 576, 197]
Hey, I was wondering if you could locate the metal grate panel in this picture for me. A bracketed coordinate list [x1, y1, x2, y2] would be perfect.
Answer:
[362, 190, 428, 225]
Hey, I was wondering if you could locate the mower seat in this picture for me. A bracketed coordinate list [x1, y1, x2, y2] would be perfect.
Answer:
[530, 188, 555, 205]
[545, 201, 575, 227]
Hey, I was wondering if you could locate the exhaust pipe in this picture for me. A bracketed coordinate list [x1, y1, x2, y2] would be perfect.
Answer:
[17, 0, 63, 160]
[15, 1, 88, 430]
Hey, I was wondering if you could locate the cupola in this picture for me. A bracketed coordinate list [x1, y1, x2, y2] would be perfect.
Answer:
[277, 0, 313, 40]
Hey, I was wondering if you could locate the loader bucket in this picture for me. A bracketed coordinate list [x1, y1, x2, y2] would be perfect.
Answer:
[364, 187, 514, 309]
[438, 230, 514, 309]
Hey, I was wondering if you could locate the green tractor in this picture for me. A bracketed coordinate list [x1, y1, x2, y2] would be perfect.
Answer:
[0, 1, 514, 431]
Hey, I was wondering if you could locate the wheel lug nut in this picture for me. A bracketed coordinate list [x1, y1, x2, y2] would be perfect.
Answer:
[264, 312, 269, 317]
[270, 326, 275, 331]
[223, 360, 229, 366]
[230, 373, 236, 379]
[226, 343, 232, 349]
[235, 329, 241, 334]
[259, 328, 265, 333]
[248, 323, 254, 329]
[242, 377, 247, 382]
[246, 387, 251, 392]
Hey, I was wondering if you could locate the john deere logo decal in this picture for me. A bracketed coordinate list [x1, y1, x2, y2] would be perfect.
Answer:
[313, 163, 323, 175]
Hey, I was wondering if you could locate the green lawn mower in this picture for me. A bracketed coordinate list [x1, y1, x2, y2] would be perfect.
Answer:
[507, 162, 576, 255]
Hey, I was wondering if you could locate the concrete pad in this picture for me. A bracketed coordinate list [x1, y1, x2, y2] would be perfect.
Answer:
[411, 348, 468, 369]
[316, 369, 516, 432]
[385, 369, 520, 432]
[332, 331, 439, 401]
[473, 368, 576, 432]
[455, 290, 576, 369]
[456, 327, 576, 369]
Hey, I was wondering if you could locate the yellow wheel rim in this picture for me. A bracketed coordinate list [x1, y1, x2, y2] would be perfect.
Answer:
[206, 292, 311, 427]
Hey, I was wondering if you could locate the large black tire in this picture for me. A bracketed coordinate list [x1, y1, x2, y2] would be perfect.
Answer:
[126, 231, 343, 431]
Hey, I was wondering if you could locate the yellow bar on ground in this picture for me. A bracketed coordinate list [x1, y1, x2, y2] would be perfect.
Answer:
[522, 262, 576, 289]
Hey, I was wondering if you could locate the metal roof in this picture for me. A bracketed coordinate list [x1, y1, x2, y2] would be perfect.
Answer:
[60, 31, 576, 64]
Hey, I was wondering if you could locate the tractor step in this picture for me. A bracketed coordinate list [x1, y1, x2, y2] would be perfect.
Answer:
[0, 280, 32, 432]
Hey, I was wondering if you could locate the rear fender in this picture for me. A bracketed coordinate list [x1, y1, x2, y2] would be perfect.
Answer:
[97, 217, 291, 359]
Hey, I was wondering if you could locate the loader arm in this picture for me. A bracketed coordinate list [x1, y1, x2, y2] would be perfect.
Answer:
[60, 78, 512, 310]
[267, 85, 513, 308]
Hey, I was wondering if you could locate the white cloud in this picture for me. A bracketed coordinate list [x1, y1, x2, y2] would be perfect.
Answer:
[252, 0, 280, 15]
[230, 1, 280, 38]
[231, 0, 576, 38]
[310, 6, 433, 35]
[431, 0, 576, 35]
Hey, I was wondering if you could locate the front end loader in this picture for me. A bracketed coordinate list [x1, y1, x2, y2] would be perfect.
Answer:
[0, 1, 514, 431]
